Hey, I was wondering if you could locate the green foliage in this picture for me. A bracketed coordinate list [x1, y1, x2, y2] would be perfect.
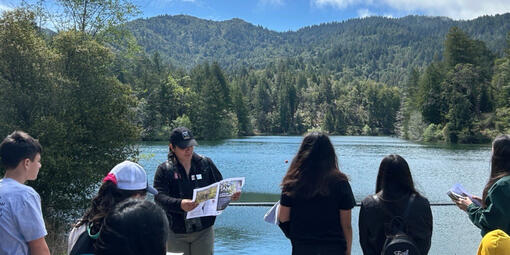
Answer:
[406, 110, 426, 141]
[0, 10, 139, 220]
[362, 125, 372, 136]
[172, 115, 192, 131]
[232, 82, 252, 136]
[491, 35, 510, 134]
[189, 63, 233, 139]
[423, 123, 444, 142]
[444, 27, 476, 68]
[412, 27, 497, 143]
[495, 108, 510, 133]
[226, 66, 402, 136]
[418, 62, 445, 124]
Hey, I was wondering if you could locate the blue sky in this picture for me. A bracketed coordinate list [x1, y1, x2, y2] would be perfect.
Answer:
[2, 0, 510, 31]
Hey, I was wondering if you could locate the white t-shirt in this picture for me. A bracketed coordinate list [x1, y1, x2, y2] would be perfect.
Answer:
[67, 224, 86, 255]
[0, 178, 47, 255]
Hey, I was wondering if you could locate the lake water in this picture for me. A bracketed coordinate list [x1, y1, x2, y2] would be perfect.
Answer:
[139, 136, 492, 255]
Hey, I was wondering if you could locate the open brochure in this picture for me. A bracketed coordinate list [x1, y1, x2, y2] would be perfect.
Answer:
[186, 177, 245, 219]
[447, 183, 482, 206]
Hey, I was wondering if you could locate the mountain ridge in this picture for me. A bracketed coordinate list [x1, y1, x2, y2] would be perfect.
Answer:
[125, 13, 510, 84]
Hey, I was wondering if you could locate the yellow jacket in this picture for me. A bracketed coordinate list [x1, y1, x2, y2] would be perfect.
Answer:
[477, 229, 510, 255]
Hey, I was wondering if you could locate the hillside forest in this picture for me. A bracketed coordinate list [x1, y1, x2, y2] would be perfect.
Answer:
[122, 14, 510, 143]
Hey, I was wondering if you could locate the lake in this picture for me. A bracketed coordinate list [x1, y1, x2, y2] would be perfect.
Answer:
[139, 136, 492, 255]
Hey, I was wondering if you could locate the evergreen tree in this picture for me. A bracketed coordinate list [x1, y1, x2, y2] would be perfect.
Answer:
[418, 63, 445, 124]
[442, 64, 479, 142]
[191, 63, 232, 139]
[491, 33, 510, 133]
[232, 82, 252, 135]
[252, 77, 272, 133]
[444, 27, 475, 68]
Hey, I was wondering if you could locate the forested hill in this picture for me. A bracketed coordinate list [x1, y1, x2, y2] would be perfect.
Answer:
[126, 13, 510, 84]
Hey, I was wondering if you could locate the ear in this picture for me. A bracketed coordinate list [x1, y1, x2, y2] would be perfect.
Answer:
[23, 158, 31, 168]
[169, 144, 175, 152]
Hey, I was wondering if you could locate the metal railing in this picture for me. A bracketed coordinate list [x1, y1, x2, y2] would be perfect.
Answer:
[230, 202, 456, 207]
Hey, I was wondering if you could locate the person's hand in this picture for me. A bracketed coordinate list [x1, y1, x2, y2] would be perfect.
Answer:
[231, 191, 241, 201]
[455, 196, 473, 211]
[471, 195, 482, 204]
[181, 199, 198, 212]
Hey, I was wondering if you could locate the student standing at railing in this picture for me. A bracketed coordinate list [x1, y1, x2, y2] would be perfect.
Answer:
[455, 135, 510, 237]
[358, 154, 433, 255]
[277, 132, 356, 255]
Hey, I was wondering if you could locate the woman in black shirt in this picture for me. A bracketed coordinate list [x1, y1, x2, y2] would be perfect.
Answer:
[358, 154, 433, 255]
[278, 132, 356, 255]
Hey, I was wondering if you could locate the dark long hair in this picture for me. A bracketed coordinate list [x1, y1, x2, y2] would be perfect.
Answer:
[281, 132, 348, 199]
[481, 135, 510, 208]
[375, 154, 417, 198]
[76, 181, 146, 234]
[95, 199, 169, 255]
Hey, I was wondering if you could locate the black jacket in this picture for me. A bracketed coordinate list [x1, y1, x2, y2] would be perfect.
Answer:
[153, 152, 222, 234]
[358, 192, 433, 255]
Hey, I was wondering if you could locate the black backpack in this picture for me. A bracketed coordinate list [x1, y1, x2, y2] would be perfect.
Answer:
[375, 193, 421, 255]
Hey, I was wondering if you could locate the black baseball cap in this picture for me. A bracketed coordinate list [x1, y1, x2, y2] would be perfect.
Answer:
[170, 127, 198, 149]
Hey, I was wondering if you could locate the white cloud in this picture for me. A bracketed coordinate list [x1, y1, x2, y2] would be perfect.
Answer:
[384, 0, 510, 20]
[357, 8, 374, 18]
[311, 0, 510, 20]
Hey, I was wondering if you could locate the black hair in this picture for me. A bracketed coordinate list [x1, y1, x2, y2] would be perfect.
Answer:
[281, 132, 348, 199]
[95, 199, 169, 255]
[375, 154, 418, 198]
[0, 131, 42, 169]
[76, 181, 147, 234]
[482, 135, 510, 208]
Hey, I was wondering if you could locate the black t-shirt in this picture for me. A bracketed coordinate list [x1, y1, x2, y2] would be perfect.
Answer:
[280, 179, 356, 247]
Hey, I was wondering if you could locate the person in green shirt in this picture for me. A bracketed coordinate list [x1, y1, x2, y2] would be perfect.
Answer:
[456, 135, 510, 237]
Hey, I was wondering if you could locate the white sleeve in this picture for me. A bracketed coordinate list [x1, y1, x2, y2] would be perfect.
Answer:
[67, 224, 86, 255]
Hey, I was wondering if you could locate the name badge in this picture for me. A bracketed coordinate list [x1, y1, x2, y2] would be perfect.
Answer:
[191, 175, 196, 181]
[196, 174, 202, 180]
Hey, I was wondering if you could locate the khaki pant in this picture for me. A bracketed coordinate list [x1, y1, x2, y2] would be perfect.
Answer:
[167, 226, 214, 255]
